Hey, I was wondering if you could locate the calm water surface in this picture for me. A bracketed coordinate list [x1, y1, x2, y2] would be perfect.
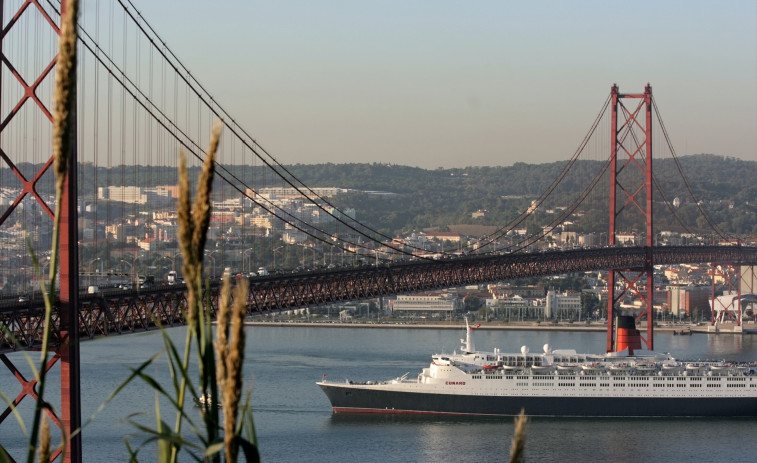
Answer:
[2, 326, 756, 462]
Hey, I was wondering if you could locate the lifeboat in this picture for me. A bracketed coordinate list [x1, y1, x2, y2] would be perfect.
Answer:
[660, 362, 684, 376]
[501, 364, 524, 373]
[580, 363, 605, 375]
[531, 365, 555, 375]
[608, 363, 635, 375]
[684, 362, 706, 375]
[633, 362, 657, 374]
[708, 363, 732, 376]
[556, 364, 579, 375]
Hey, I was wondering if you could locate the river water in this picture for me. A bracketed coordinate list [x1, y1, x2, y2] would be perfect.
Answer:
[2, 325, 756, 462]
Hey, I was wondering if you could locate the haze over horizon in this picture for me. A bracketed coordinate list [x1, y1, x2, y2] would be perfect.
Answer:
[135, 1, 755, 169]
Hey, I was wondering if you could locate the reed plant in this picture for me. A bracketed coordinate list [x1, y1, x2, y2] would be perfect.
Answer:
[115, 127, 259, 462]
[509, 410, 528, 463]
[0, 0, 257, 458]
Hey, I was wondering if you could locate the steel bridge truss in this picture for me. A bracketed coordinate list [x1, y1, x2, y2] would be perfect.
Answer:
[2, 246, 755, 354]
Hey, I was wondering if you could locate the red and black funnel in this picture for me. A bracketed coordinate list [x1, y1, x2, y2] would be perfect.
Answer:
[615, 315, 642, 354]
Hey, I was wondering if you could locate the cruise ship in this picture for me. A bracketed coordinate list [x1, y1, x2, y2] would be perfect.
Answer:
[317, 318, 757, 417]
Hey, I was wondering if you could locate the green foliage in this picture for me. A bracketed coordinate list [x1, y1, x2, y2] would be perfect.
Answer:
[113, 126, 258, 461]
[477, 306, 493, 320]
[113, 315, 258, 461]
[465, 296, 485, 312]
[581, 291, 600, 320]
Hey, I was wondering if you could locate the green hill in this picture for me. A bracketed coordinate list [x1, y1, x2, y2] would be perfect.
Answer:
[4, 154, 754, 236]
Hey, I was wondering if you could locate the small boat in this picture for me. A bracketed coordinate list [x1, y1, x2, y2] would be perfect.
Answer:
[501, 364, 524, 373]
[580, 363, 605, 375]
[684, 362, 707, 374]
[556, 364, 579, 375]
[530, 365, 554, 375]
[194, 393, 222, 408]
[708, 363, 732, 376]
[608, 363, 635, 375]
[633, 362, 657, 374]
[660, 362, 684, 376]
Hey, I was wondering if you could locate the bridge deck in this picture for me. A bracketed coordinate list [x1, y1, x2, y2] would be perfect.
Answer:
[1, 246, 755, 353]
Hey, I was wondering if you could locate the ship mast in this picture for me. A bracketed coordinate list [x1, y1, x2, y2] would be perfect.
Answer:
[461, 318, 476, 354]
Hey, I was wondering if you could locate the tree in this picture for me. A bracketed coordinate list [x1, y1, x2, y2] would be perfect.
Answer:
[464, 296, 485, 312]
[581, 291, 600, 320]
[477, 306, 493, 321]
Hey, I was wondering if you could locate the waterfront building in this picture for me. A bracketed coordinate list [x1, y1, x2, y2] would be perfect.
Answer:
[545, 290, 582, 319]
[390, 293, 461, 318]
[489, 285, 545, 298]
[668, 284, 710, 318]
[486, 295, 546, 320]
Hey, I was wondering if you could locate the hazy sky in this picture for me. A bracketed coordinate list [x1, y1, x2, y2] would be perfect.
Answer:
[137, 0, 756, 168]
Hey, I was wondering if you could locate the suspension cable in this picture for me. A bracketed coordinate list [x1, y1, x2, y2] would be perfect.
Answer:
[463, 93, 612, 253]
[652, 97, 731, 241]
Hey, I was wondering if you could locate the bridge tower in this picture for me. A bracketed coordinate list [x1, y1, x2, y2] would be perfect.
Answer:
[606, 84, 655, 352]
[0, 1, 81, 461]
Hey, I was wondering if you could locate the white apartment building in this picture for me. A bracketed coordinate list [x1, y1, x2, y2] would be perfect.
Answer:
[98, 186, 146, 204]
[545, 290, 582, 319]
[391, 293, 460, 318]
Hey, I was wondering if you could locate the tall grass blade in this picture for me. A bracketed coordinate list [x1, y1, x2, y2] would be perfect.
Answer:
[509, 409, 528, 463]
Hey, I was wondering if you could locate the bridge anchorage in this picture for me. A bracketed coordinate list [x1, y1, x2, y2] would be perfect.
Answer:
[1, 0, 756, 460]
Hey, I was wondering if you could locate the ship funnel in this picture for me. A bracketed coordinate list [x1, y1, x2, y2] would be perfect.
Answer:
[614, 315, 642, 355]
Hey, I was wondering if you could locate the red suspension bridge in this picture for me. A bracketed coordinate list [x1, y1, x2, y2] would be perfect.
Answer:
[0, 1, 756, 461]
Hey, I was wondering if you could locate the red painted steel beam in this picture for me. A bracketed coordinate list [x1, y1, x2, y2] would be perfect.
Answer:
[607, 85, 619, 351]
[0, 1, 82, 460]
[56, 0, 82, 459]
[0, 353, 63, 428]
[642, 84, 655, 350]
[0, 353, 64, 461]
